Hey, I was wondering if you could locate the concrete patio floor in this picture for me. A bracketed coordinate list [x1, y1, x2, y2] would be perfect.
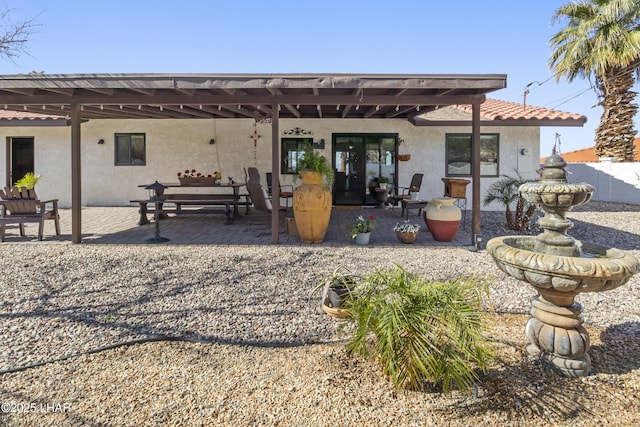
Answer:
[0, 205, 474, 247]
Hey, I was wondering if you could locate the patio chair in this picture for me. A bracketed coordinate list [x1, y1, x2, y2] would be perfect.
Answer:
[393, 173, 424, 204]
[267, 172, 293, 200]
[0, 186, 60, 241]
[246, 167, 288, 214]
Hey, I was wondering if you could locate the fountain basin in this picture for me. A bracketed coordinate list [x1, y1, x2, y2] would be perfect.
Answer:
[519, 182, 594, 209]
[487, 236, 639, 298]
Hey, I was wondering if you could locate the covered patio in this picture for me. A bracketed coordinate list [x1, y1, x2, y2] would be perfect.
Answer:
[0, 205, 473, 247]
[0, 73, 508, 245]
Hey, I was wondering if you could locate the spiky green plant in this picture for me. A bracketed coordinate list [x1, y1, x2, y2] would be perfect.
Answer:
[344, 264, 494, 392]
[13, 172, 42, 190]
[483, 172, 537, 231]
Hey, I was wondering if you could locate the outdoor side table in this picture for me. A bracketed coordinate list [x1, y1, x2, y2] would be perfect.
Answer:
[401, 199, 428, 219]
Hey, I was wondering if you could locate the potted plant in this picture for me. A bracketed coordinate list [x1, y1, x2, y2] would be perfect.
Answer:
[176, 169, 216, 186]
[343, 264, 495, 392]
[345, 215, 377, 245]
[376, 175, 391, 189]
[409, 184, 420, 200]
[295, 143, 334, 188]
[393, 221, 421, 243]
[293, 143, 334, 243]
[14, 172, 42, 190]
[316, 267, 360, 319]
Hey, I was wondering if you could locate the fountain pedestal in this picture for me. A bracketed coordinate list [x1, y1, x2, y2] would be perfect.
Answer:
[526, 293, 590, 377]
[487, 154, 638, 377]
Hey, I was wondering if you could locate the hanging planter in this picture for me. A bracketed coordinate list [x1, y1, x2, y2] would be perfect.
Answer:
[397, 138, 410, 161]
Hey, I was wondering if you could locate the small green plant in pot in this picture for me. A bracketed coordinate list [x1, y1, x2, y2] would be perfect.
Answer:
[314, 267, 361, 318]
[343, 264, 495, 392]
[13, 172, 42, 190]
[345, 215, 377, 239]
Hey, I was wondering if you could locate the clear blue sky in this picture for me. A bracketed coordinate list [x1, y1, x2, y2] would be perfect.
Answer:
[4, 0, 638, 156]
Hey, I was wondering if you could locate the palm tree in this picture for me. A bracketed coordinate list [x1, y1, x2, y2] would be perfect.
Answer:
[549, 0, 640, 161]
[483, 173, 537, 231]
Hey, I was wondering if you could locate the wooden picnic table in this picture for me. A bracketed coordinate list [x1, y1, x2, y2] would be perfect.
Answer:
[132, 182, 248, 225]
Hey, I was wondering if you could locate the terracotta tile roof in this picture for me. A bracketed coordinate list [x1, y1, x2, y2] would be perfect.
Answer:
[540, 138, 640, 163]
[452, 98, 586, 122]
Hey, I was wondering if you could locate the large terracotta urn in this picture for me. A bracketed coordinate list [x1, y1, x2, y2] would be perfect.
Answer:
[293, 171, 332, 243]
[424, 197, 461, 242]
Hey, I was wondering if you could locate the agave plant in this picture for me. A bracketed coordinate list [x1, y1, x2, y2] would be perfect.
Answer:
[344, 264, 494, 392]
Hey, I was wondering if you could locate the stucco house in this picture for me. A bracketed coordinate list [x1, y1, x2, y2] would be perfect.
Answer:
[0, 73, 586, 243]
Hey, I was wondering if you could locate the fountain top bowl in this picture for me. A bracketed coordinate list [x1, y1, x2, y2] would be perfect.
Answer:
[487, 236, 639, 296]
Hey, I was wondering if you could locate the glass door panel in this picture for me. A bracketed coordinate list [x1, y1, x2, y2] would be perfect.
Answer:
[333, 134, 397, 205]
[333, 136, 365, 205]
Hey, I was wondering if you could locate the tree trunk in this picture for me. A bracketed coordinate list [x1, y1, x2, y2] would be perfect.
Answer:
[595, 67, 637, 161]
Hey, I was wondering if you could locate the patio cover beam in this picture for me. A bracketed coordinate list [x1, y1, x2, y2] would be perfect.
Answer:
[0, 93, 489, 107]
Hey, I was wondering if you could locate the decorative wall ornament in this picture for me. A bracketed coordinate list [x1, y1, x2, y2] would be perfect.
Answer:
[249, 122, 263, 164]
[283, 127, 313, 136]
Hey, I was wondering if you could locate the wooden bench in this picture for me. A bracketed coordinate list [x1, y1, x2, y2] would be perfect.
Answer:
[130, 193, 251, 226]
[0, 186, 60, 242]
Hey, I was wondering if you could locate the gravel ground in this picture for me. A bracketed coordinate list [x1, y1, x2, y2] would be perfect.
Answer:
[1, 202, 639, 426]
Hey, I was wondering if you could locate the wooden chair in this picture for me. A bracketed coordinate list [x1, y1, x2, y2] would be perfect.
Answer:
[0, 186, 60, 241]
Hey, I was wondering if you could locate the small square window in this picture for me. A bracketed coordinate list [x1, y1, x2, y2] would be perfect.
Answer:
[445, 133, 499, 177]
[115, 133, 146, 166]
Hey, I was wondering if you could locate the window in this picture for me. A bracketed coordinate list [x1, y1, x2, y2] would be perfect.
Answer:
[115, 133, 146, 165]
[445, 133, 499, 177]
[281, 137, 313, 174]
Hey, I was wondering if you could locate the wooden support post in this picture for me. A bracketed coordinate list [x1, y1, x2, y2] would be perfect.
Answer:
[471, 102, 481, 247]
[271, 105, 280, 244]
[70, 103, 82, 244]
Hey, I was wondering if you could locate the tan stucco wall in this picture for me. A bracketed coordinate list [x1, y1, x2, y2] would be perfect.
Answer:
[0, 119, 540, 210]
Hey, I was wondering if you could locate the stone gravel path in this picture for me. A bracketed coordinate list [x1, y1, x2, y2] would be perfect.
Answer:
[0, 202, 639, 426]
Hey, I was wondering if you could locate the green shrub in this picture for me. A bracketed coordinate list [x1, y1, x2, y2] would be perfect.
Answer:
[295, 143, 334, 187]
[344, 264, 494, 392]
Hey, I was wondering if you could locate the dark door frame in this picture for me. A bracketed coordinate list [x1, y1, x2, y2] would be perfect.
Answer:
[5, 136, 35, 188]
[332, 132, 399, 205]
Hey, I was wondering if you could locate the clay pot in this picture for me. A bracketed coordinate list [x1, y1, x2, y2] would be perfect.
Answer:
[293, 171, 332, 243]
[424, 197, 461, 242]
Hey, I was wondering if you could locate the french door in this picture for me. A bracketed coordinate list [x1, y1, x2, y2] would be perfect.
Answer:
[332, 133, 398, 205]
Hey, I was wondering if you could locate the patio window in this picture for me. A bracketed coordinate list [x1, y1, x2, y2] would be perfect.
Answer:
[281, 137, 313, 174]
[445, 133, 499, 177]
[115, 133, 146, 166]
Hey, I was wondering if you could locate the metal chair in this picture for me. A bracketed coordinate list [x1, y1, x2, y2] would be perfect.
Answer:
[393, 173, 424, 204]
[266, 172, 293, 208]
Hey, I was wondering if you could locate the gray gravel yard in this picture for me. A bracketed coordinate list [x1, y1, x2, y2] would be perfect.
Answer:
[1, 202, 639, 426]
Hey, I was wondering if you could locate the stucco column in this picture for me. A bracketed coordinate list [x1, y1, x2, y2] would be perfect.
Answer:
[70, 103, 82, 244]
[271, 104, 280, 244]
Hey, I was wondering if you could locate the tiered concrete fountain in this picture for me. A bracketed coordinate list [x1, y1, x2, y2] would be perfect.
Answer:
[487, 154, 639, 377]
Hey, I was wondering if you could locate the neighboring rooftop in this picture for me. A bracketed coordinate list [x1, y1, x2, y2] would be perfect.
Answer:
[540, 138, 640, 163]
[418, 98, 587, 127]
